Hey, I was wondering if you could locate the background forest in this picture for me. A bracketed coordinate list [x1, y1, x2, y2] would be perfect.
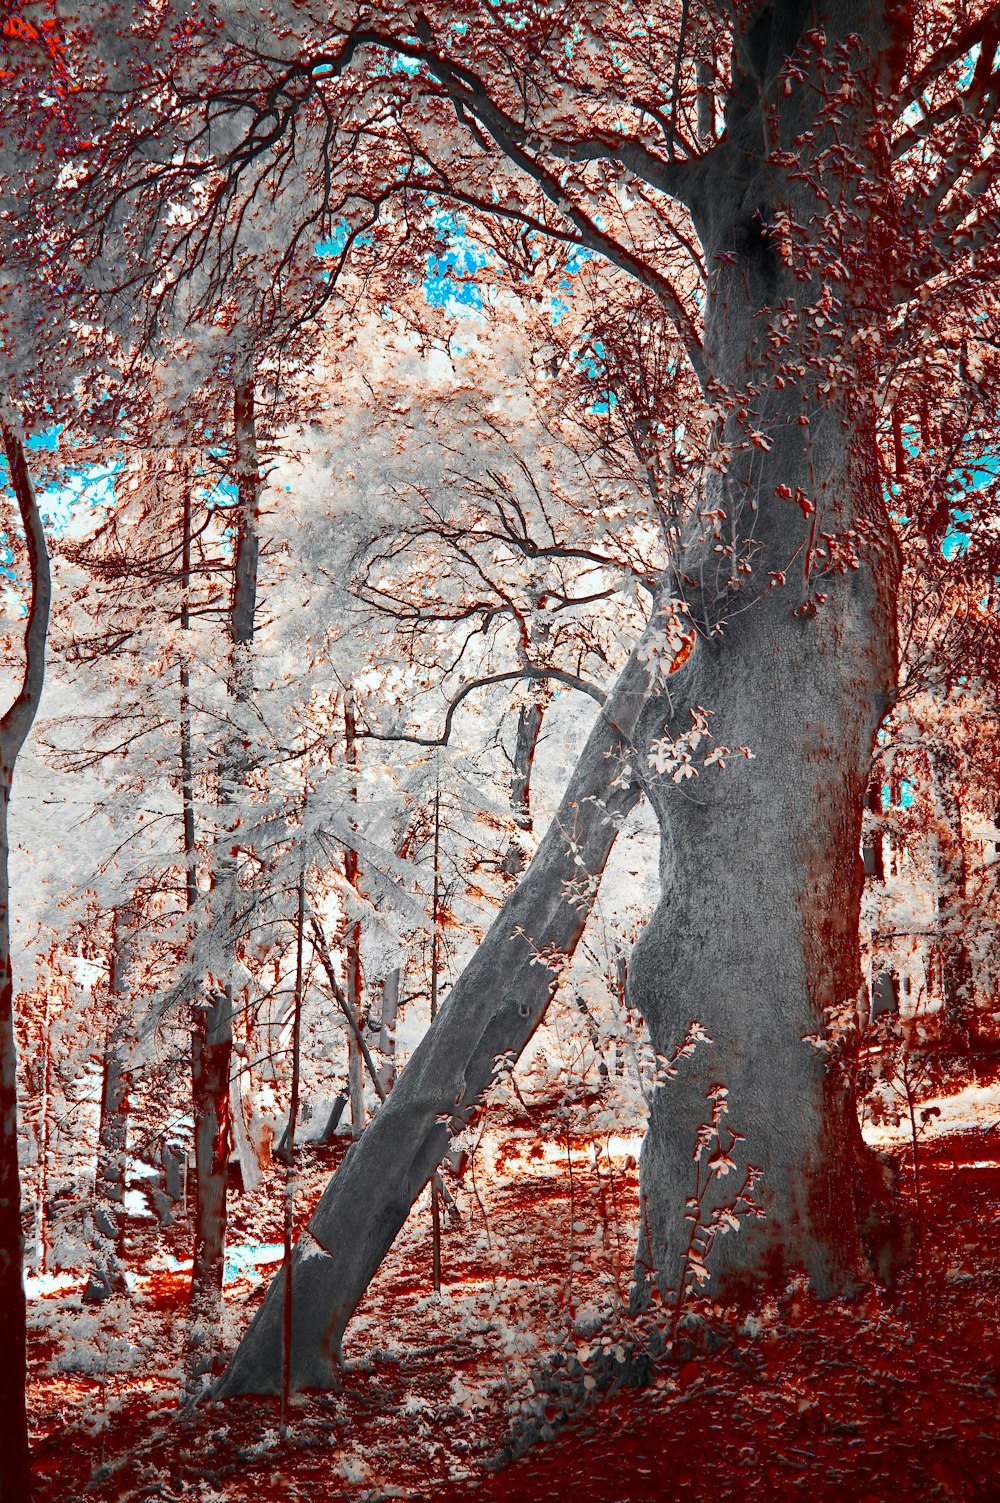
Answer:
[2, 2, 1000, 1500]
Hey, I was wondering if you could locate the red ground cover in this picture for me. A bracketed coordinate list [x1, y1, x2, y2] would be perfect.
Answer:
[25, 1085, 1000, 1502]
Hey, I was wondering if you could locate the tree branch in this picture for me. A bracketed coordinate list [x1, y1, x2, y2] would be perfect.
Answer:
[0, 416, 51, 761]
[301, 30, 710, 387]
[360, 666, 607, 749]
[899, 5, 1000, 112]
[308, 912, 386, 1104]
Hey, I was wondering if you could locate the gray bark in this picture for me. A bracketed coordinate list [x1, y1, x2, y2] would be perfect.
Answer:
[0, 416, 51, 1503]
[219, 0, 914, 1397]
[229, 1068, 261, 1193]
[501, 696, 545, 877]
[186, 987, 234, 1385]
[343, 695, 365, 1135]
[231, 376, 260, 651]
[216, 635, 663, 1394]
[83, 910, 133, 1303]
[186, 372, 261, 1383]
[626, 0, 903, 1303]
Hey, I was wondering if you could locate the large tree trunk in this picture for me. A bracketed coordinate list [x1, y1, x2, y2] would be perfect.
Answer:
[216, 635, 664, 1394]
[626, 0, 904, 1303]
[630, 554, 898, 1301]
[0, 417, 51, 1503]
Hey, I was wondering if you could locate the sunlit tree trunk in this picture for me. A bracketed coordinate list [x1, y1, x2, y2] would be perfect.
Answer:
[343, 696, 365, 1135]
[83, 909, 133, 1304]
[627, 0, 903, 1302]
[0, 416, 51, 1503]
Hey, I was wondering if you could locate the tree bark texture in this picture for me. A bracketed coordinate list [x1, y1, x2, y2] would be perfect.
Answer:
[376, 968, 400, 1093]
[0, 418, 51, 1503]
[343, 695, 366, 1134]
[0, 773, 31, 1503]
[185, 373, 261, 1382]
[501, 694, 545, 877]
[216, 637, 664, 1394]
[186, 987, 233, 1385]
[627, 0, 904, 1303]
[83, 912, 133, 1303]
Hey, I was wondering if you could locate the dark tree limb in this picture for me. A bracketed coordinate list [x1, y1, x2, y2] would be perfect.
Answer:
[0, 414, 51, 1503]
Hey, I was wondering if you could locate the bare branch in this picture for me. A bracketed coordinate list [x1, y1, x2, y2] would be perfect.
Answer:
[360, 666, 607, 749]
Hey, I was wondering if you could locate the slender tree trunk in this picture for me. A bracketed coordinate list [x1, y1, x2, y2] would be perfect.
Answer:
[217, 632, 663, 1395]
[186, 373, 261, 1383]
[0, 768, 31, 1503]
[501, 695, 545, 877]
[376, 969, 401, 1093]
[429, 781, 442, 1292]
[345, 941, 364, 1131]
[0, 416, 52, 1503]
[861, 773, 888, 1032]
[33, 989, 50, 1277]
[863, 778, 886, 884]
[186, 987, 234, 1386]
[280, 856, 307, 1427]
[231, 376, 260, 651]
[934, 750, 976, 1046]
[83, 910, 132, 1304]
[343, 696, 365, 1135]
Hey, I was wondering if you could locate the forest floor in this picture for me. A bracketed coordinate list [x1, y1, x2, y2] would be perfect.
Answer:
[25, 1060, 1000, 1503]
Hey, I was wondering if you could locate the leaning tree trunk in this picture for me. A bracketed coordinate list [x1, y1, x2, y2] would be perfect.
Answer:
[0, 416, 51, 1503]
[216, 631, 666, 1394]
[626, 0, 904, 1305]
